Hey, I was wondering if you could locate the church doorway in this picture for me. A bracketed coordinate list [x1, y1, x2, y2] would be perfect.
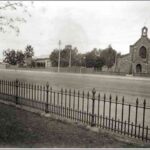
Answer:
[136, 64, 142, 73]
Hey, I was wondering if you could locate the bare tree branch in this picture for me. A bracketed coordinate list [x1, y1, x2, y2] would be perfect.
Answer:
[0, 1, 32, 35]
[0, 2, 22, 10]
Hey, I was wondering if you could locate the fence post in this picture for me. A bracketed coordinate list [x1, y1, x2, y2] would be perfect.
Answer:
[135, 98, 138, 137]
[15, 79, 19, 105]
[91, 88, 96, 127]
[121, 96, 124, 134]
[45, 82, 49, 113]
[142, 99, 146, 140]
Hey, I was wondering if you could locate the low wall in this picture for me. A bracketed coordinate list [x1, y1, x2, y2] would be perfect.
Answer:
[0, 64, 7, 69]
[6, 64, 18, 69]
[6, 66, 95, 74]
[133, 73, 150, 77]
[47, 67, 94, 73]
[94, 71, 126, 76]
[6, 66, 127, 76]
[7, 66, 150, 77]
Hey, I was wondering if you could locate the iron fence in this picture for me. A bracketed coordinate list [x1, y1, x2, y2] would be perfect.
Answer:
[0, 79, 149, 142]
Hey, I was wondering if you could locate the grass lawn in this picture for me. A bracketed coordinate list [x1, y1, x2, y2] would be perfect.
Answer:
[0, 102, 149, 148]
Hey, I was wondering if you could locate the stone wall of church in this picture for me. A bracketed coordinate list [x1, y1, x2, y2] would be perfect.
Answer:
[130, 38, 150, 62]
[132, 62, 148, 74]
[147, 64, 150, 73]
[116, 54, 131, 74]
[130, 37, 150, 74]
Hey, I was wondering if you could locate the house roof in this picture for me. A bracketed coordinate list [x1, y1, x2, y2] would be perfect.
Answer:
[33, 54, 50, 61]
[34, 58, 50, 61]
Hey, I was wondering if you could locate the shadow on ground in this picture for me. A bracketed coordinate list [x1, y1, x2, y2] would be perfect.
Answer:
[0, 103, 149, 148]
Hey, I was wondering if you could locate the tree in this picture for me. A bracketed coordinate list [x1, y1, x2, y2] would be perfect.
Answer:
[16, 50, 25, 66]
[85, 50, 97, 68]
[94, 57, 105, 70]
[100, 45, 117, 68]
[3, 49, 17, 65]
[50, 49, 59, 67]
[50, 45, 81, 67]
[84, 49, 104, 70]
[3, 49, 25, 66]
[24, 45, 34, 58]
[0, 1, 32, 35]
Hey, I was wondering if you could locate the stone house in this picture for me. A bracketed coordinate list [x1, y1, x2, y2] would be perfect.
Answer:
[115, 26, 150, 74]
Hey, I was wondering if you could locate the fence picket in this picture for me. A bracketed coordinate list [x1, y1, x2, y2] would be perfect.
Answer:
[87, 91, 89, 124]
[45, 82, 49, 113]
[135, 98, 139, 138]
[73, 89, 75, 120]
[121, 96, 124, 134]
[103, 94, 106, 128]
[142, 100, 146, 140]
[98, 93, 100, 127]
[109, 94, 112, 130]
[82, 91, 84, 123]
[128, 104, 131, 136]
[115, 96, 118, 132]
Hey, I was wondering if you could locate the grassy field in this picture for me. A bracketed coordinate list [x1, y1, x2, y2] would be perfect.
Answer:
[0, 69, 150, 105]
[0, 102, 148, 148]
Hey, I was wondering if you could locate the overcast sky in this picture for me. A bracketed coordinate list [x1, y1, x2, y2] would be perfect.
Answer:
[1, 1, 150, 59]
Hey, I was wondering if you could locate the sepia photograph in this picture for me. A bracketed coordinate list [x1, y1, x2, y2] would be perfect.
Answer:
[0, 0, 150, 148]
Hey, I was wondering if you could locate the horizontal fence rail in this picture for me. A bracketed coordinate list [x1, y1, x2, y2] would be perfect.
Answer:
[0, 79, 149, 142]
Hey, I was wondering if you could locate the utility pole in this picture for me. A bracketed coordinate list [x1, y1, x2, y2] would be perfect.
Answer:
[58, 40, 61, 72]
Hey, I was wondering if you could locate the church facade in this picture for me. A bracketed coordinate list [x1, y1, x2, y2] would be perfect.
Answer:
[115, 26, 150, 74]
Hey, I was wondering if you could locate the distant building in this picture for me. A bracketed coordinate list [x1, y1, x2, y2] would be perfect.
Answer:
[34, 57, 51, 68]
[114, 26, 150, 74]
[65, 45, 72, 50]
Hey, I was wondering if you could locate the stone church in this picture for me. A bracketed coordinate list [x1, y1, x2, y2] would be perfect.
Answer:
[115, 26, 150, 74]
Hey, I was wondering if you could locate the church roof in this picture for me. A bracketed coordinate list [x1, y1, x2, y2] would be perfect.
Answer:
[131, 36, 150, 46]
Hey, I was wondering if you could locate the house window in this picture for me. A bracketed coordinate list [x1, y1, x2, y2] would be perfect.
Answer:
[139, 46, 146, 58]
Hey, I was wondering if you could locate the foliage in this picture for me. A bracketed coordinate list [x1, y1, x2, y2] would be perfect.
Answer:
[50, 45, 117, 69]
[50, 49, 59, 67]
[3, 49, 25, 66]
[3, 49, 17, 65]
[16, 50, 25, 66]
[94, 57, 105, 69]
[85, 48, 104, 69]
[100, 45, 117, 68]
[85, 49, 97, 68]
[24, 45, 34, 58]
[0, 1, 32, 35]
[50, 46, 81, 67]
[3, 45, 34, 66]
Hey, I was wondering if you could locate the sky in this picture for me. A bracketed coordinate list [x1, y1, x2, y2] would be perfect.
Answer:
[1, 1, 150, 59]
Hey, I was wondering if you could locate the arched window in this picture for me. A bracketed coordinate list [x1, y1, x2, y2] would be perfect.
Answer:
[139, 46, 146, 58]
